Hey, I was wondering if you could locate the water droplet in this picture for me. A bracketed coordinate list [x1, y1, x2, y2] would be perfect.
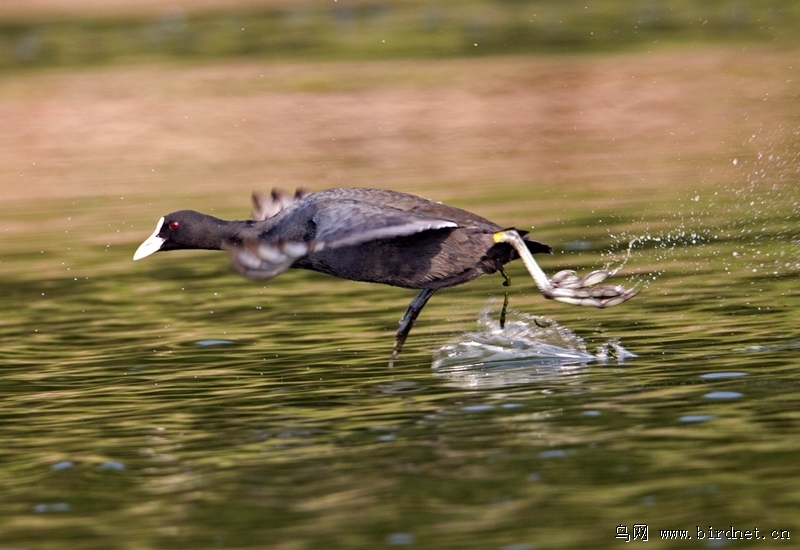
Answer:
[195, 339, 234, 346]
[34, 502, 70, 513]
[386, 532, 414, 545]
[699, 372, 747, 380]
[461, 404, 494, 412]
[539, 449, 571, 458]
[703, 391, 743, 400]
[679, 415, 717, 423]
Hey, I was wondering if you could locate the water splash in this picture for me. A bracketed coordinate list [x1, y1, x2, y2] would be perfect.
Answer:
[431, 309, 635, 389]
[725, 128, 800, 275]
[603, 132, 800, 287]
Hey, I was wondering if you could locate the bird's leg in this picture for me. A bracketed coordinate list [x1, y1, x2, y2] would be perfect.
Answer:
[499, 267, 511, 329]
[501, 265, 549, 328]
[494, 230, 639, 308]
[390, 288, 436, 367]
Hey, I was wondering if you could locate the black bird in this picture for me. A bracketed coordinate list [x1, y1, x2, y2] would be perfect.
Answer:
[134, 187, 637, 363]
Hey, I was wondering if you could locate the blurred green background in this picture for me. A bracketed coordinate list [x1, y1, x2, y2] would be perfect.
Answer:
[2, 0, 798, 70]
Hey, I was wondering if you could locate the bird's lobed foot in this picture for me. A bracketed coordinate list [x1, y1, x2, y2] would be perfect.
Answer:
[494, 229, 639, 309]
[545, 268, 638, 308]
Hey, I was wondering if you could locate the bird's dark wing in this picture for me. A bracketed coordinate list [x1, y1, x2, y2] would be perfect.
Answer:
[311, 199, 458, 249]
[226, 200, 458, 281]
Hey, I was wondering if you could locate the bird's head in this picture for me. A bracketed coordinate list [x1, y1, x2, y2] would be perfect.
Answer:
[133, 210, 227, 260]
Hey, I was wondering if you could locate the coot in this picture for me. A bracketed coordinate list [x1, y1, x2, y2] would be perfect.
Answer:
[134, 188, 637, 363]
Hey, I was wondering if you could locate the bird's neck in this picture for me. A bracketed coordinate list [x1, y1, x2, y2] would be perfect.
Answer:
[187, 216, 257, 251]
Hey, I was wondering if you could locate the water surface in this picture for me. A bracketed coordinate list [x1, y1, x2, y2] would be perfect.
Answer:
[2, 51, 799, 549]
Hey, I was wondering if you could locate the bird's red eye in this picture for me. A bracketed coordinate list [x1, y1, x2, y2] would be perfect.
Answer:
[168, 220, 180, 231]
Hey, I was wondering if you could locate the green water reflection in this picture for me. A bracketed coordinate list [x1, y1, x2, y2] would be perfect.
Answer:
[1, 173, 799, 549]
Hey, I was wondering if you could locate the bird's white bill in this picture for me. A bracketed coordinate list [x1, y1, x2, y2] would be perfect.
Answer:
[133, 217, 166, 260]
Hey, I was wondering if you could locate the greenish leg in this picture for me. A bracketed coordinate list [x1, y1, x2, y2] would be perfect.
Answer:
[499, 268, 511, 329]
[500, 267, 511, 287]
[501, 265, 549, 328]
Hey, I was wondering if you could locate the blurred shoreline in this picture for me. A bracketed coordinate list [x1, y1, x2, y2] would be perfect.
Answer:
[2, 0, 798, 70]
